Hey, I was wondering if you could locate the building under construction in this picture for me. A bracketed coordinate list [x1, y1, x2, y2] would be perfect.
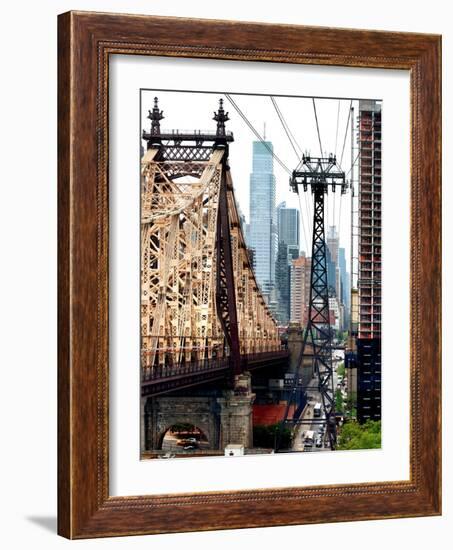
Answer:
[356, 99, 382, 423]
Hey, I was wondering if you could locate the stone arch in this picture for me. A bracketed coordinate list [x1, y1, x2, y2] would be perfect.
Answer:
[157, 421, 210, 450]
[144, 396, 221, 451]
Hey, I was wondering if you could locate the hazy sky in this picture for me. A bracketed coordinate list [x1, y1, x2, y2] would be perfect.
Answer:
[141, 89, 363, 268]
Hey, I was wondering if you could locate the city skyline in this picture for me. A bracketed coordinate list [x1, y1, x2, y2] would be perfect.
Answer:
[241, 134, 350, 331]
[140, 90, 382, 458]
[248, 140, 278, 295]
[141, 90, 356, 265]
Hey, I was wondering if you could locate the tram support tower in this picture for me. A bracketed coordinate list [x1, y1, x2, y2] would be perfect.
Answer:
[280, 155, 347, 450]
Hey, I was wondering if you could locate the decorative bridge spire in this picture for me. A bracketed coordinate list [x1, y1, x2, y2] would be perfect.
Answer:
[213, 98, 229, 138]
[147, 97, 164, 136]
[142, 96, 233, 154]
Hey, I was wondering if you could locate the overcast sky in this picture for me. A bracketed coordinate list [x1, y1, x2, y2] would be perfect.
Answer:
[141, 89, 364, 269]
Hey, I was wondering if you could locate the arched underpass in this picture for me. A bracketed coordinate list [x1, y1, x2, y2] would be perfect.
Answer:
[160, 423, 210, 452]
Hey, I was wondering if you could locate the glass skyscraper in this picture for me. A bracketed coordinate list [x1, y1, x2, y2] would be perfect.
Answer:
[274, 202, 301, 325]
[338, 247, 349, 309]
[248, 141, 278, 297]
[277, 202, 300, 249]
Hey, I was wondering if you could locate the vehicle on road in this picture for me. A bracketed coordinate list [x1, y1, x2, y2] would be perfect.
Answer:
[313, 402, 322, 417]
[303, 430, 315, 447]
[178, 437, 199, 448]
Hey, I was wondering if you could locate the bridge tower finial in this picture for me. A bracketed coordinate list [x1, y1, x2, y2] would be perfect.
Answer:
[213, 98, 229, 138]
[148, 96, 164, 136]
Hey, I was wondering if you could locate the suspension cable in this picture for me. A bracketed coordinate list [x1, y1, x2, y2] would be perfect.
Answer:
[312, 98, 323, 156]
[332, 100, 341, 230]
[270, 96, 300, 161]
[297, 191, 310, 260]
[224, 94, 292, 175]
[339, 100, 353, 168]
[334, 100, 340, 158]
[269, 96, 312, 251]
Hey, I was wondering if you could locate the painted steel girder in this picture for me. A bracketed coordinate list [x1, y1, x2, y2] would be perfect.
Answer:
[140, 147, 280, 381]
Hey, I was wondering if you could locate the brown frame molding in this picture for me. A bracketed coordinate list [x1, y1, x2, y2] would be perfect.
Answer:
[58, 10, 441, 539]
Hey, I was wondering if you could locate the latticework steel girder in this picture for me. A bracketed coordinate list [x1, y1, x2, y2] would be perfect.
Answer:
[279, 155, 346, 451]
[140, 147, 280, 382]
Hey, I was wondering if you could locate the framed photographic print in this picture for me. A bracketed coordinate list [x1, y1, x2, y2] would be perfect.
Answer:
[58, 11, 441, 538]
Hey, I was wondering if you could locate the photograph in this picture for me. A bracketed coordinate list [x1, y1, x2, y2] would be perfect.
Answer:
[50, 6, 441, 541]
[140, 89, 382, 458]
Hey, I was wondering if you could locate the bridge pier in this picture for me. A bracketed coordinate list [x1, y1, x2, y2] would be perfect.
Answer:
[143, 395, 220, 451]
[218, 372, 255, 449]
[142, 372, 256, 452]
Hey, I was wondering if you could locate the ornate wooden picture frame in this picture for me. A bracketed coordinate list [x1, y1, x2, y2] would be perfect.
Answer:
[58, 11, 441, 538]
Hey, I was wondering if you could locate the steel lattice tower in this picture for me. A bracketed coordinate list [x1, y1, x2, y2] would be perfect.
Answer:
[279, 155, 347, 451]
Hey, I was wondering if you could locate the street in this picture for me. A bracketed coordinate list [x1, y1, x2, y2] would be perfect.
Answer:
[291, 349, 344, 452]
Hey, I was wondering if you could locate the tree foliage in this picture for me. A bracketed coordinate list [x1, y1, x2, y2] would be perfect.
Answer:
[335, 389, 344, 413]
[253, 424, 291, 450]
[337, 420, 381, 450]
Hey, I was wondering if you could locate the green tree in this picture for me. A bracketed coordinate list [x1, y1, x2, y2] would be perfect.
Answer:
[337, 361, 345, 378]
[344, 391, 357, 419]
[337, 420, 381, 450]
[253, 424, 292, 450]
[335, 389, 344, 413]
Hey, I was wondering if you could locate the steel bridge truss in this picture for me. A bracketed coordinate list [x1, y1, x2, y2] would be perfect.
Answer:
[140, 101, 280, 388]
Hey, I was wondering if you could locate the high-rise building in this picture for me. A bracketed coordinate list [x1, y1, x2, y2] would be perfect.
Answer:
[245, 223, 251, 247]
[356, 99, 382, 423]
[248, 141, 278, 297]
[277, 202, 300, 248]
[287, 245, 300, 262]
[339, 247, 350, 328]
[350, 288, 359, 335]
[275, 202, 301, 326]
[326, 247, 336, 295]
[275, 243, 291, 325]
[326, 225, 340, 300]
[290, 255, 311, 326]
[327, 225, 339, 265]
[328, 296, 341, 331]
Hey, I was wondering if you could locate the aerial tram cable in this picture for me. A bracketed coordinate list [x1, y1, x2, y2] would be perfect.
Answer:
[339, 100, 353, 169]
[312, 98, 323, 157]
[225, 93, 312, 261]
[225, 94, 316, 268]
[270, 96, 313, 245]
[269, 96, 312, 253]
[334, 100, 341, 157]
[270, 96, 301, 161]
[345, 114, 377, 180]
[297, 192, 310, 257]
[332, 100, 341, 230]
[339, 108, 379, 264]
[224, 94, 292, 176]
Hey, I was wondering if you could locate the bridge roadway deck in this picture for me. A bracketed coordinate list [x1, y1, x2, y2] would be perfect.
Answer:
[141, 350, 289, 397]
